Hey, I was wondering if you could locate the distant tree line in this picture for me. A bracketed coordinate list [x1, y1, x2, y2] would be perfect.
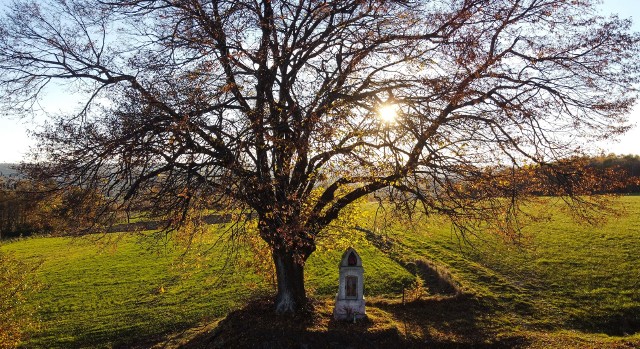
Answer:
[0, 179, 44, 238]
[0, 177, 105, 239]
[586, 154, 640, 193]
[1, 154, 639, 239]
[495, 154, 640, 197]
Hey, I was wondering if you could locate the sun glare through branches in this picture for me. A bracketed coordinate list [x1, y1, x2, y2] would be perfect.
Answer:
[378, 104, 399, 124]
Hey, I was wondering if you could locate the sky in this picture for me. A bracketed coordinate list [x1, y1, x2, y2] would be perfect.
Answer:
[0, 0, 639, 163]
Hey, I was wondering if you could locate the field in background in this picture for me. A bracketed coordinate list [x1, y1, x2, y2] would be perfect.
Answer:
[1, 196, 640, 348]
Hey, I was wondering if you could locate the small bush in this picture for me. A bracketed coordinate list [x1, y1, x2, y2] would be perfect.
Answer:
[0, 252, 40, 349]
[405, 275, 426, 301]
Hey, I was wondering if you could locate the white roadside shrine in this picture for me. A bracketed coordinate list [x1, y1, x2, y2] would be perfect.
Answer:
[333, 247, 366, 320]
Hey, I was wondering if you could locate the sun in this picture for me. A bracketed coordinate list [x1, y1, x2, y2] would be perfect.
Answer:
[378, 104, 399, 124]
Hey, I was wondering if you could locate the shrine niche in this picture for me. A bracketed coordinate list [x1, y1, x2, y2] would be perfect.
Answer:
[333, 247, 366, 320]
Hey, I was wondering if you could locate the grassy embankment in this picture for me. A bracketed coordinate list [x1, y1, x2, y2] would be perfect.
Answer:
[1, 196, 640, 348]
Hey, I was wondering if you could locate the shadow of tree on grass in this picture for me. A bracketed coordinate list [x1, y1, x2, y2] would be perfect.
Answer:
[371, 295, 528, 349]
[176, 295, 529, 349]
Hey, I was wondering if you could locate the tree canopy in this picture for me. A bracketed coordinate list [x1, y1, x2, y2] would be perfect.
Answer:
[1, 0, 638, 313]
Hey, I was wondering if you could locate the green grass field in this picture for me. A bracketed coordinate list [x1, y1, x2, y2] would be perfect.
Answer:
[2, 196, 640, 348]
[383, 197, 640, 338]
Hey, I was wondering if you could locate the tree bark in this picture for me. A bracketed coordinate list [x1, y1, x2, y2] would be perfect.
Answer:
[272, 249, 307, 314]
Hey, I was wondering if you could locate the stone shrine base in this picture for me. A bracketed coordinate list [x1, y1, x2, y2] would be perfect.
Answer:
[333, 297, 366, 320]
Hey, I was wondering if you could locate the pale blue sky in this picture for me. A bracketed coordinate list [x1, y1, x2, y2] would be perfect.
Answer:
[0, 0, 639, 162]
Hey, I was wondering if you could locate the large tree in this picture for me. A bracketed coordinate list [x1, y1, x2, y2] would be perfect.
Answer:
[0, 0, 638, 313]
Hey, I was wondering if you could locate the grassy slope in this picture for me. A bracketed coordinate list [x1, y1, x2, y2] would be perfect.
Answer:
[377, 196, 640, 339]
[1, 227, 412, 348]
[2, 234, 248, 347]
[1, 196, 640, 347]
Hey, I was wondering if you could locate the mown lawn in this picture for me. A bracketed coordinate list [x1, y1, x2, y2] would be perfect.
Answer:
[1, 196, 640, 347]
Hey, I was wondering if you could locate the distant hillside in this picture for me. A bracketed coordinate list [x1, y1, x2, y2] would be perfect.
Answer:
[0, 163, 20, 178]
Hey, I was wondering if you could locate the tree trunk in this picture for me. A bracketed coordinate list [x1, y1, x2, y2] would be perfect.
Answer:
[272, 249, 307, 314]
